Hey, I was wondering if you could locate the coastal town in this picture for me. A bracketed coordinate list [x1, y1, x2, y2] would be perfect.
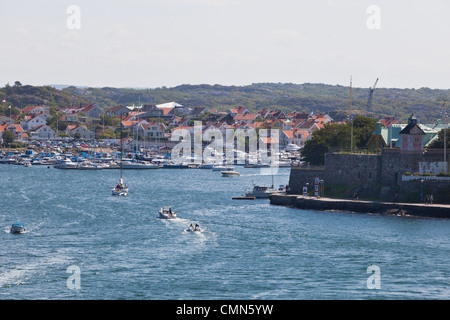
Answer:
[0, 101, 332, 151]
[0, 100, 445, 151]
[0, 99, 449, 207]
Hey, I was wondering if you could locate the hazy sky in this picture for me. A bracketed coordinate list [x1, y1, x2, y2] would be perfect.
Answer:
[1, 0, 449, 89]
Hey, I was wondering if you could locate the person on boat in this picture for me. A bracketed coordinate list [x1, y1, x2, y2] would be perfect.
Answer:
[116, 178, 125, 190]
[189, 224, 195, 231]
[194, 223, 200, 231]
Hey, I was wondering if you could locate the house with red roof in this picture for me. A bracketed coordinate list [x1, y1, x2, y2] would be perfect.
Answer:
[0, 123, 27, 142]
[139, 121, 168, 140]
[228, 107, 251, 118]
[79, 104, 103, 118]
[21, 105, 45, 115]
[280, 129, 310, 149]
[65, 124, 94, 140]
[234, 113, 263, 124]
[107, 105, 131, 117]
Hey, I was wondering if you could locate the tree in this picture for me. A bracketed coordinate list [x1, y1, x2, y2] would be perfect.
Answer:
[351, 115, 378, 148]
[2, 130, 16, 147]
[301, 123, 350, 165]
[301, 116, 377, 165]
[428, 129, 450, 149]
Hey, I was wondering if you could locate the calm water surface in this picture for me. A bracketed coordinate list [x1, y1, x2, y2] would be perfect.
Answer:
[0, 164, 449, 299]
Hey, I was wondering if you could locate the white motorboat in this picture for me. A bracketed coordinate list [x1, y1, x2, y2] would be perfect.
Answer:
[286, 143, 301, 152]
[23, 161, 32, 167]
[77, 161, 104, 170]
[159, 206, 177, 219]
[121, 160, 159, 169]
[245, 185, 279, 199]
[54, 158, 78, 169]
[221, 170, 240, 176]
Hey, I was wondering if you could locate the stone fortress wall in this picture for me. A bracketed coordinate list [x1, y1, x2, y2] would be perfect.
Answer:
[289, 148, 450, 203]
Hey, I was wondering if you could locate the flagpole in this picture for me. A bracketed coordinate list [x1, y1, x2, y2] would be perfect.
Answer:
[444, 99, 447, 173]
[349, 76, 353, 153]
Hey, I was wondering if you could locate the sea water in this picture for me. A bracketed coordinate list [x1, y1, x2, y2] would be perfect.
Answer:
[0, 164, 449, 299]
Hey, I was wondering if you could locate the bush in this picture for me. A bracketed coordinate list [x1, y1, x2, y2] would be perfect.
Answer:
[437, 172, 450, 177]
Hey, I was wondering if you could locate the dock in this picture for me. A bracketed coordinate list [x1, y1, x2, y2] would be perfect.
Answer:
[270, 194, 450, 219]
[232, 196, 256, 200]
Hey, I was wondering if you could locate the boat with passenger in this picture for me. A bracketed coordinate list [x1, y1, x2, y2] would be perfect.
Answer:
[159, 206, 177, 219]
[10, 223, 25, 234]
[111, 178, 128, 196]
[186, 223, 201, 232]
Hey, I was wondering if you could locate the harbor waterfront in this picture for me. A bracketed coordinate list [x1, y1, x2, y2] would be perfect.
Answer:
[0, 164, 449, 300]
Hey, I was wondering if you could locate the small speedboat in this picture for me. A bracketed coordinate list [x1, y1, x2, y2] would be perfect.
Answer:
[159, 206, 177, 219]
[10, 223, 25, 234]
[221, 170, 240, 176]
[186, 224, 201, 232]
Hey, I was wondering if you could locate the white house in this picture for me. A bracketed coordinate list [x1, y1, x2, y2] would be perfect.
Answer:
[21, 105, 46, 115]
[29, 125, 56, 140]
[139, 122, 167, 140]
[20, 115, 47, 131]
[65, 124, 94, 140]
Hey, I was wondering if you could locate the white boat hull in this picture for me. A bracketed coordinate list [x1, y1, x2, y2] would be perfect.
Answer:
[121, 163, 159, 169]
[111, 188, 128, 196]
[221, 171, 240, 176]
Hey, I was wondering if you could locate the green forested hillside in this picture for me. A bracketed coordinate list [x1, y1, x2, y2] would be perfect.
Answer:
[0, 82, 91, 110]
[62, 83, 449, 122]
